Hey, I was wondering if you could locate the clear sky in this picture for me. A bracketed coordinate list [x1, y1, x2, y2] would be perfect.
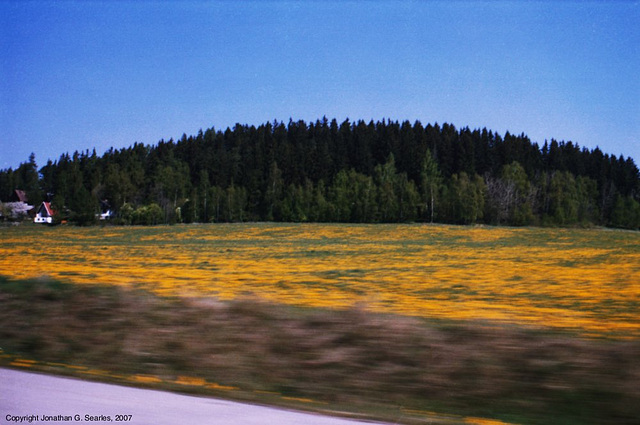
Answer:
[1, 1, 639, 171]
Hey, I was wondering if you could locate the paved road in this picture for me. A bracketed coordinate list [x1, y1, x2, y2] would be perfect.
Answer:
[0, 368, 384, 425]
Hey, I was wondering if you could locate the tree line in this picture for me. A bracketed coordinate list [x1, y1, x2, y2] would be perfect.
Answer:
[1, 118, 639, 228]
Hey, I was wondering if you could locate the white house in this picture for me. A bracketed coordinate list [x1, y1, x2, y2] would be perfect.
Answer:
[0, 190, 33, 221]
[34, 202, 54, 224]
[98, 200, 113, 220]
[99, 209, 113, 220]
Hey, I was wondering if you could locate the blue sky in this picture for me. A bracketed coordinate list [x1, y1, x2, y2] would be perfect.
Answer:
[1, 1, 639, 171]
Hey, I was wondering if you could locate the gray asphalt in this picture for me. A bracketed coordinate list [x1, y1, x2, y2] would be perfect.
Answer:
[0, 368, 385, 425]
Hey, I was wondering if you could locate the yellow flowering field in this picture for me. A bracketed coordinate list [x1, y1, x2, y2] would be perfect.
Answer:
[1, 223, 639, 337]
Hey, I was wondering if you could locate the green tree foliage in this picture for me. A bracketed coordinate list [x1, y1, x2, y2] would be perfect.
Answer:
[375, 154, 401, 222]
[265, 161, 284, 221]
[486, 161, 535, 226]
[224, 184, 248, 222]
[420, 149, 442, 223]
[1, 119, 638, 228]
[132, 203, 164, 225]
[329, 169, 378, 222]
[20, 153, 42, 203]
[64, 156, 98, 225]
[117, 203, 135, 225]
[327, 170, 353, 222]
[442, 172, 486, 224]
[610, 195, 640, 230]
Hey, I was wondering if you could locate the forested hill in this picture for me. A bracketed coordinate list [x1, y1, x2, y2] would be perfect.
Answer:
[2, 118, 639, 228]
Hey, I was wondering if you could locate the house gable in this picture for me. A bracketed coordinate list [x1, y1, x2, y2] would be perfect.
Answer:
[10, 190, 28, 203]
[34, 202, 54, 224]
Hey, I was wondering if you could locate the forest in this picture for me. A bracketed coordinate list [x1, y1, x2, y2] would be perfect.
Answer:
[1, 118, 639, 228]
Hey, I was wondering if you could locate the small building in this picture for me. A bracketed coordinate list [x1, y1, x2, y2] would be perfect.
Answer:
[1, 190, 34, 221]
[10, 190, 29, 203]
[34, 202, 54, 224]
[98, 200, 113, 220]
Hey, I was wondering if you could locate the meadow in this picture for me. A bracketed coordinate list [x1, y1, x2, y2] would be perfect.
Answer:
[2, 223, 640, 424]
[1, 223, 639, 338]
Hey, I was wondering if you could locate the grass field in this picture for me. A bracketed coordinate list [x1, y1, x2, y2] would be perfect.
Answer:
[1, 223, 639, 338]
[2, 223, 640, 424]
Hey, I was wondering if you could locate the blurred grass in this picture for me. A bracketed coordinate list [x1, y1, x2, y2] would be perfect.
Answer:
[1, 276, 639, 425]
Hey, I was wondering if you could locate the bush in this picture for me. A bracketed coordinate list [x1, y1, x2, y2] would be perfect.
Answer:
[132, 203, 164, 225]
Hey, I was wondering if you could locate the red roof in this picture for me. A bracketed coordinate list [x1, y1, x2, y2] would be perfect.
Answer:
[39, 202, 54, 217]
[11, 190, 28, 203]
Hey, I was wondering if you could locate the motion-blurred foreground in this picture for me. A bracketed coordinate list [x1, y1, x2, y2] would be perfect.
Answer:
[1, 277, 638, 425]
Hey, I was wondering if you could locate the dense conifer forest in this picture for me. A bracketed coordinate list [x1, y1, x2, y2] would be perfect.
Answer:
[1, 118, 639, 228]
